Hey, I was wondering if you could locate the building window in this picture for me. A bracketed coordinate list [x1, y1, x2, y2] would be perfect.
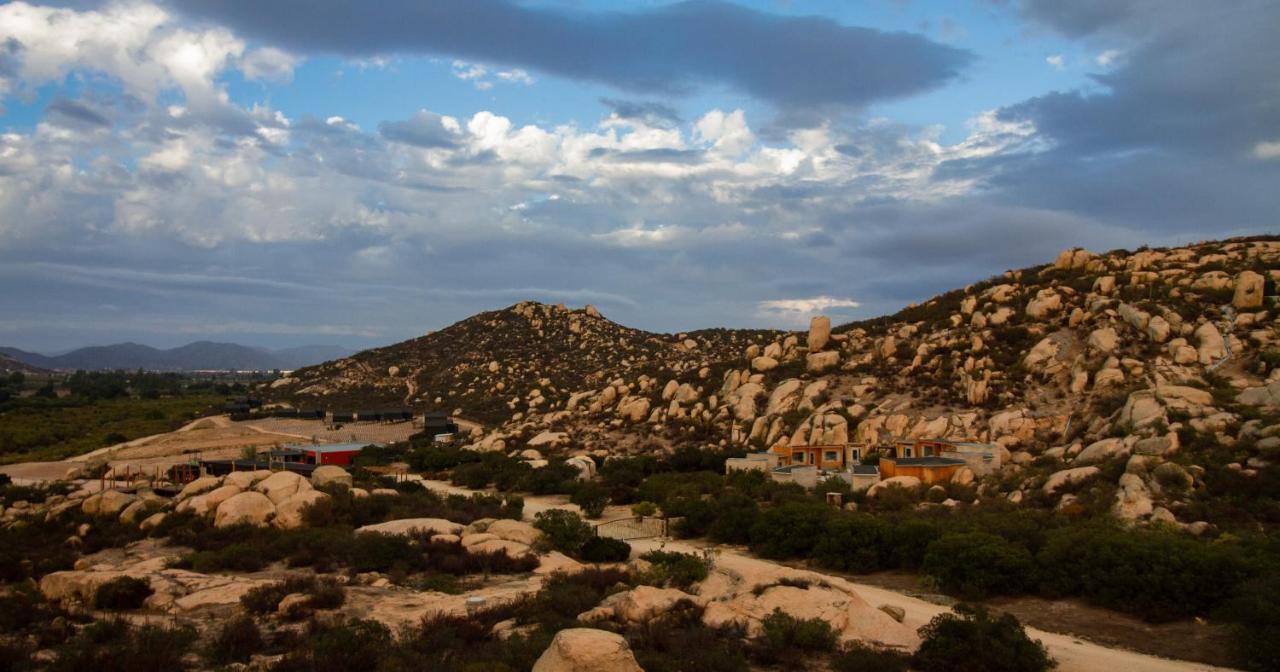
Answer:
[824, 451, 838, 463]
[904, 447, 913, 457]
[850, 448, 860, 462]
[792, 452, 806, 463]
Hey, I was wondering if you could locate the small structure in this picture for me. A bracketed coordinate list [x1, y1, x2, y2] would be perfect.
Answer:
[271, 442, 382, 466]
[423, 412, 460, 436]
[331, 411, 355, 424]
[890, 439, 1000, 475]
[879, 456, 966, 484]
[847, 464, 881, 492]
[725, 452, 780, 474]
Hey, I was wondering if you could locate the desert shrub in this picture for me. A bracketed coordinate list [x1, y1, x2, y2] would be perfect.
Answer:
[274, 618, 394, 672]
[628, 601, 748, 672]
[1218, 572, 1280, 672]
[881, 516, 944, 569]
[533, 509, 593, 555]
[913, 605, 1054, 672]
[640, 550, 710, 589]
[184, 542, 269, 573]
[751, 609, 838, 664]
[813, 514, 889, 573]
[93, 576, 154, 610]
[1035, 523, 1252, 621]
[705, 491, 759, 545]
[630, 500, 658, 518]
[831, 641, 911, 672]
[570, 481, 610, 519]
[749, 501, 832, 559]
[579, 536, 631, 563]
[241, 575, 346, 615]
[666, 495, 717, 537]
[205, 615, 265, 665]
[922, 532, 1034, 599]
[47, 620, 197, 672]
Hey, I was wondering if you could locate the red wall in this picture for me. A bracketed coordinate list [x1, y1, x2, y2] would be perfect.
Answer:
[309, 450, 359, 466]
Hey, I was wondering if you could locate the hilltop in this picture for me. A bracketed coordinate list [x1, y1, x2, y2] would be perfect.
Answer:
[267, 302, 787, 423]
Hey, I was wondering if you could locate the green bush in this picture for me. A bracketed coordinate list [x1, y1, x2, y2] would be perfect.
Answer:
[913, 605, 1054, 672]
[571, 481, 610, 519]
[749, 502, 832, 559]
[93, 576, 154, 610]
[831, 642, 910, 672]
[1218, 573, 1280, 672]
[1035, 524, 1252, 621]
[922, 532, 1034, 599]
[813, 514, 889, 573]
[47, 620, 197, 672]
[579, 536, 631, 563]
[640, 550, 711, 589]
[241, 575, 345, 615]
[533, 509, 594, 555]
[751, 609, 838, 664]
[205, 615, 264, 665]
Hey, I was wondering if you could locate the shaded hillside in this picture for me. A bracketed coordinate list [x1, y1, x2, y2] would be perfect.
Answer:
[266, 302, 787, 423]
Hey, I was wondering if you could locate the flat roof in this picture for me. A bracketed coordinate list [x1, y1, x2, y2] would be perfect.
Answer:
[850, 465, 880, 475]
[884, 456, 966, 467]
[286, 442, 380, 454]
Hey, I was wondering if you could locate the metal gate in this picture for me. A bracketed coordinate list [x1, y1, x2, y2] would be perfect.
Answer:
[593, 515, 671, 541]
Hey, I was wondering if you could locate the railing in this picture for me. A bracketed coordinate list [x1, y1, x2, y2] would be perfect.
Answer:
[593, 515, 675, 540]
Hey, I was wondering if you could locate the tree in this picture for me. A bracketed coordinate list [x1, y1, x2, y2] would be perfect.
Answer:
[922, 532, 1033, 599]
[570, 481, 609, 519]
[533, 509, 593, 555]
[913, 605, 1054, 672]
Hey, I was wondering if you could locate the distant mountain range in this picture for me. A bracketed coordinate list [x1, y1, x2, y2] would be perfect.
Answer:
[0, 342, 355, 372]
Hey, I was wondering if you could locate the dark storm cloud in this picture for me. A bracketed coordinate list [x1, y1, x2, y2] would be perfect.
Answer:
[984, 1, 1280, 235]
[599, 98, 682, 127]
[378, 110, 458, 148]
[45, 97, 111, 127]
[168, 0, 971, 109]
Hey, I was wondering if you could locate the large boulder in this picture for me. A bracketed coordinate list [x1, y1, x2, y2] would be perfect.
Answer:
[580, 586, 695, 624]
[176, 476, 221, 501]
[356, 518, 464, 537]
[1087, 327, 1119, 354]
[806, 351, 839, 373]
[1119, 391, 1166, 428]
[274, 490, 330, 529]
[1073, 438, 1129, 465]
[867, 476, 920, 498]
[178, 484, 243, 516]
[1043, 466, 1100, 495]
[1233, 270, 1266, 310]
[1025, 289, 1062, 319]
[1239, 380, 1280, 406]
[1194, 322, 1226, 365]
[486, 519, 543, 546]
[807, 315, 831, 351]
[311, 466, 353, 489]
[1113, 473, 1154, 520]
[256, 471, 313, 504]
[95, 490, 137, 517]
[214, 492, 276, 528]
[531, 628, 643, 672]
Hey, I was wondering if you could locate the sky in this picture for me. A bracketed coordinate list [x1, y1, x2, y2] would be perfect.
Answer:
[0, 0, 1277, 352]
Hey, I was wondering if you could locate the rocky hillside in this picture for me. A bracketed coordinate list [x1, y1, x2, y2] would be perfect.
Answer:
[266, 302, 786, 424]
[436, 236, 1278, 534]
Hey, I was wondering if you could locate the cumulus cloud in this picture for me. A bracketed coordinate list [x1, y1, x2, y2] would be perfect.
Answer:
[170, 0, 972, 110]
[756, 296, 861, 323]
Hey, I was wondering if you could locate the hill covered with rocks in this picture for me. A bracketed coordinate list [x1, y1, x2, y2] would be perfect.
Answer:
[267, 235, 1280, 533]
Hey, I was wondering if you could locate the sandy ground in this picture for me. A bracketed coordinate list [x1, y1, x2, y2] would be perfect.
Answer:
[0, 414, 432, 485]
[415, 480, 1238, 672]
